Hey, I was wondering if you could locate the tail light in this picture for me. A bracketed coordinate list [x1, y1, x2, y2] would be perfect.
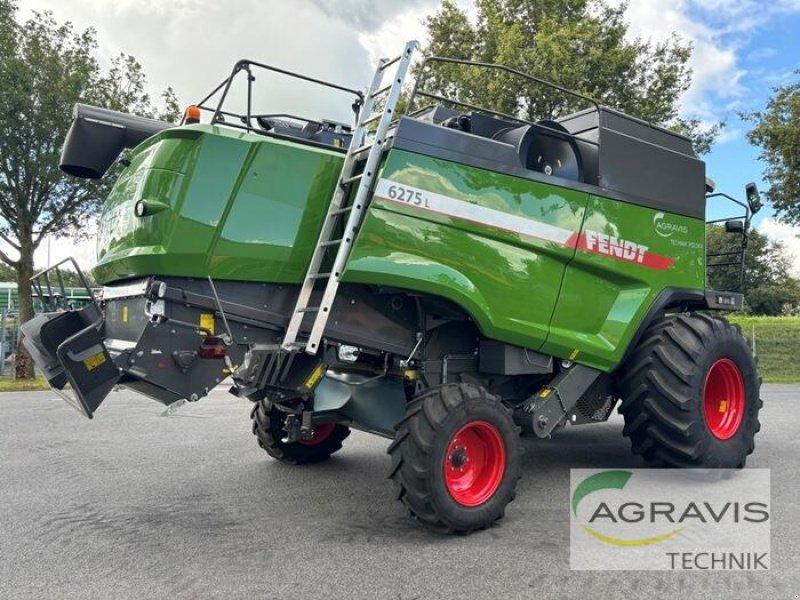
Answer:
[200, 336, 226, 359]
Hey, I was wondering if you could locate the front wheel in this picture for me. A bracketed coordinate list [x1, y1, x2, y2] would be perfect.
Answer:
[251, 398, 350, 465]
[388, 384, 521, 533]
[617, 313, 762, 468]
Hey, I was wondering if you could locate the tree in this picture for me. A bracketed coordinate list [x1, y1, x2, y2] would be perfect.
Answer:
[744, 72, 800, 225]
[706, 225, 800, 315]
[0, 2, 178, 378]
[416, 0, 719, 153]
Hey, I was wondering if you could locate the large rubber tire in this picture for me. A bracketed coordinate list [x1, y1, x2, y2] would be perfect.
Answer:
[617, 313, 762, 468]
[251, 398, 350, 465]
[388, 383, 521, 534]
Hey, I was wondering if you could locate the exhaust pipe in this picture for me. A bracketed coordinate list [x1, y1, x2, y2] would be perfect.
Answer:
[60, 103, 174, 179]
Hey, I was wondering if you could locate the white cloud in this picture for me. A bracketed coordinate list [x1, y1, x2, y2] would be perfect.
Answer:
[617, 0, 746, 117]
[0, 233, 95, 273]
[20, 0, 378, 123]
[758, 218, 800, 278]
[357, 10, 429, 68]
[33, 236, 97, 272]
[716, 127, 742, 144]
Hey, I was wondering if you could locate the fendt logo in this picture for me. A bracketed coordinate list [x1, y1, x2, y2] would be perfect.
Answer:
[570, 469, 771, 571]
[653, 212, 689, 237]
[583, 230, 648, 264]
[579, 230, 675, 270]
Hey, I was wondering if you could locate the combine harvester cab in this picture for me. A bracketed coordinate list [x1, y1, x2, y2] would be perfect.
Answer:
[22, 42, 763, 532]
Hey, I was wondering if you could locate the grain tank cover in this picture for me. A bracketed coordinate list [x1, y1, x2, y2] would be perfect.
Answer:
[558, 107, 705, 219]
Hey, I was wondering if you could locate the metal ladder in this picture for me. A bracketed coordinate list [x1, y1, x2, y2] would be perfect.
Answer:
[281, 40, 418, 355]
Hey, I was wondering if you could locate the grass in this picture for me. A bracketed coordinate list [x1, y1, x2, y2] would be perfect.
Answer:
[0, 375, 52, 392]
[728, 315, 800, 383]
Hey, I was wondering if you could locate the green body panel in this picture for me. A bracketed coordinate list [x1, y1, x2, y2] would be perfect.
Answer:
[541, 196, 704, 370]
[94, 127, 706, 372]
[343, 150, 588, 350]
[345, 149, 705, 371]
[94, 125, 343, 284]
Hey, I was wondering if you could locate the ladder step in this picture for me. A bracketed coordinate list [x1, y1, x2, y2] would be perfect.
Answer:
[371, 84, 392, 99]
[341, 173, 363, 186]
[351, 143, 372, 155]
[361, 112, 382, 126]
[296, 307, 320, 314]
[319, 239, 342, 247]
[330, 205, 353, 216]
[309, 273, 331, 280]
[379, 55, 401, 70]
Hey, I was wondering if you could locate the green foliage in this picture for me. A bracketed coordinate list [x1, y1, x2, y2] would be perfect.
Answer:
[706, 224, 800, 315]
[416, 0, 718, 152]
[0, 263, 14, 281]
[743, 72, 800, 225]
[727, 316, 800, 382]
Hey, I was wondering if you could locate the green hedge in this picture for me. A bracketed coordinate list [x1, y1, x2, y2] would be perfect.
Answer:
[727, 316, 800, 383]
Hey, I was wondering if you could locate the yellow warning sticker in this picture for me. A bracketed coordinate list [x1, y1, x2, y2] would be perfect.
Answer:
[569, 348, 580, 360]
[121, 306, 128, 323]
[304, 363, 326, 390]
[540, 388, 552, 399]
[200, 313, 215, 335]
[83, 352, 107, 372]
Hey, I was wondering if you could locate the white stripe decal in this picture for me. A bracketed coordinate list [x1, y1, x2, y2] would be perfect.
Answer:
[373, 178, 575, 245]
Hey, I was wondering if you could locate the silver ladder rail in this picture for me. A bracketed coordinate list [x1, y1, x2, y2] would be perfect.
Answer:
[282, 40, 419, 354]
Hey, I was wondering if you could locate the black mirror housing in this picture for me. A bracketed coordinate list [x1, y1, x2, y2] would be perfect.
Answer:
[745, 182, 763, 215]
[725, 220, 745, 234]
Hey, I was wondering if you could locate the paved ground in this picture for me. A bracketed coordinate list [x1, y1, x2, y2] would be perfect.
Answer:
[1, 385, 798, 600]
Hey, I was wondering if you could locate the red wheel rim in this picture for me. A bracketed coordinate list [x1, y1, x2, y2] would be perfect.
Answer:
[299, 422, 335, 446]
[444, 421, 506, 507]
[703, 358, 745, 440]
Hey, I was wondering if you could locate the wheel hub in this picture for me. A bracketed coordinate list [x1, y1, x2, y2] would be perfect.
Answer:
[703, 358, 745, 440]
[444, 421, 506, 507]
[299, 422, 336, 446]
[449, 446, 468, 470]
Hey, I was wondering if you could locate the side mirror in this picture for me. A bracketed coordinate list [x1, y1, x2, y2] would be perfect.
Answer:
[745, 182, 763, 215]
[725, 220, 745, 234]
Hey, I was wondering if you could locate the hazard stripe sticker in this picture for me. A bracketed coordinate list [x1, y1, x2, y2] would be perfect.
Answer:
[373, 178, 575, 246]
[373, 178, 675, 271]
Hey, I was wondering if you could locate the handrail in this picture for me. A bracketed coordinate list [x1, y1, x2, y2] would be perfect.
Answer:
[408, 56, 601, 119]
[184, 59, 364, 136]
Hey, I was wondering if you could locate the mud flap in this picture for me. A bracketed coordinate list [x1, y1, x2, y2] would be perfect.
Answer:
[21, 305, 120, 419]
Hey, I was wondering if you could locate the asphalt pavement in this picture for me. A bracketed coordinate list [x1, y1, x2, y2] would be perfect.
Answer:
[1, 384, 798, 600]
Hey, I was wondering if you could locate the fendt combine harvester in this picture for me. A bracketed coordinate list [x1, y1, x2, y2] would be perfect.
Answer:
[24, 42, 763, 532]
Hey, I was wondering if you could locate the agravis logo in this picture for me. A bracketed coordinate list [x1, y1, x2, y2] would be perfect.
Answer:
[572, 470, 682, 547]
[653, 212, 689, 237]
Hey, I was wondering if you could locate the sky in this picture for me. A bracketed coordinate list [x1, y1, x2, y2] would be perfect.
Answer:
[14, 0, 800, 276]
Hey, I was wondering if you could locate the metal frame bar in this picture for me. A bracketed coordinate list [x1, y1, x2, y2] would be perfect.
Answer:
[182, 59, 364, 135]
[30, 257, 94, 312]
[407, 56, 602, 148]
[705, 192, 752, 291]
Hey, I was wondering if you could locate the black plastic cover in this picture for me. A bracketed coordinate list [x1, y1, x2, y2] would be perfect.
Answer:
[60, 104, 173, 179]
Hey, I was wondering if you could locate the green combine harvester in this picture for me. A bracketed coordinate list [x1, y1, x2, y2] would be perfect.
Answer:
[23, 42, 763, 533]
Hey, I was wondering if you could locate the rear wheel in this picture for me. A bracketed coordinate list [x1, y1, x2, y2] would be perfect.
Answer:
[251, 398, 350, 465]
[617, 313, 761, 468]
[388, 383, 521, 533]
